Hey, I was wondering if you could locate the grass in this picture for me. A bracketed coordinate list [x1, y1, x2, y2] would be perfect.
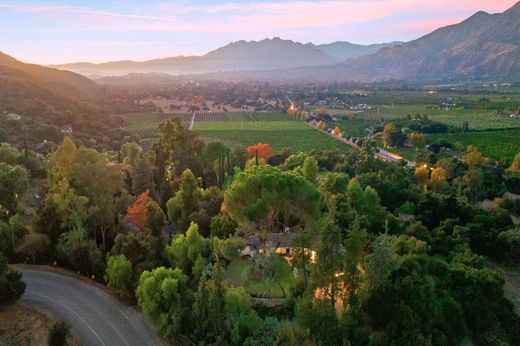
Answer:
[428, 130, 520, 162]
[225, 256, 294, 299]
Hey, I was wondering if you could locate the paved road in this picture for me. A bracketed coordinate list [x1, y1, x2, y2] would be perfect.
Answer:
[17, 267, 165, 346]
[306, 122, 415, 166]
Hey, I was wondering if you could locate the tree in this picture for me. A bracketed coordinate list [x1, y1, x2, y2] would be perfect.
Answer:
[47, 320, 71, 346]
[126, 190, 152, 232]
[0, 253, 25, 307]
[213, 236, 245, 262]
[343, 218, 368, 303]
[136, 267, 192, 339]
[415, 165, 430, 189]
[365, 256, 466, 345]
[0, 162, 28, 213]
[166, 169, 202, 227]
[105, 255, 133, 297]
[110, 233, 161, 276]
[193, 265, 227, 342]
[43, 176, 91, 232]
[408, 132, 426, 150]
[246, 143, 272, 162]
[0, 216, 27, 258]
[507, 153, 520, 175]
[210, 214, 237, 239]
[465, 145, 491, 167]
[159, 119, 204, 176]
[15, 233, 50, 263]
[302, 156, 319, 183]
[131, 155, 155, 194]
[355, 141, 378, 175]
[120, 141, 141, 166]
[296, 294, 341, 346]
[166, 222, 209, 285]
[145, 201, 167, 237]
[284, 152, 308, 170]
[383, 123, 406, 148]
[365, 234, 398, 290]
[430, 166, 448, 193]
[332, 126, 341, 137]
[52, 138, 122, 251]
[224, 164, 320, 235]
[57, 228, 104, 277]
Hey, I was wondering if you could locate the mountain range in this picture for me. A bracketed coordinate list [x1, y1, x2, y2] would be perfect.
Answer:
[5, 1, 520, 82]
[50, 38, 402, 77]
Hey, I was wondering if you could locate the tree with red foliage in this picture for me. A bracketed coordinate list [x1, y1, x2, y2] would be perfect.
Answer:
[126, 190, 152, 232]
[246, 143, 272, 162]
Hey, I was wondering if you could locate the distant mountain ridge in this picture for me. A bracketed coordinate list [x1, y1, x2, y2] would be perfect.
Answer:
[308, 41, 403, 61]
[50, 37, 400, 77]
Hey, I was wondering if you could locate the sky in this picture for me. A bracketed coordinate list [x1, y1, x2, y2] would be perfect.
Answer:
[0, 0, 518, 64]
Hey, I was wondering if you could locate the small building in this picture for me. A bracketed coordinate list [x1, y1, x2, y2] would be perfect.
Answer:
[510, 108, 520, 119]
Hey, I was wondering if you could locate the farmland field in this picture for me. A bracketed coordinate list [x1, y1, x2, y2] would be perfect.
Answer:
[335, 105, 520, 131]
[428, 130, 520, 162]
[123, 111, 351, 153]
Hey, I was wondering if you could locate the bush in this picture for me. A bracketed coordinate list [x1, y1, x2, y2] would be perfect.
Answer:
[105, 255, 133, 297]
[0, 253, 25, 307]
[47, 320, 70, 346]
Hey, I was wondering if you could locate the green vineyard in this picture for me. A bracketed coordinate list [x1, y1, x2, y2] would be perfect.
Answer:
[123, 111, 351, 153]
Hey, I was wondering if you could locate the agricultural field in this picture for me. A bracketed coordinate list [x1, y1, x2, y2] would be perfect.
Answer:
[428, 130, 520, 162]
[123, 112, 191, 132]
[362, 105, 520, 130]
[123, 111, 351, 153]
[194, 120, 348, 152]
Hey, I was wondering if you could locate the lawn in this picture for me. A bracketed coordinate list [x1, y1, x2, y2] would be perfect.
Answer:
[225, 256, 294, 299]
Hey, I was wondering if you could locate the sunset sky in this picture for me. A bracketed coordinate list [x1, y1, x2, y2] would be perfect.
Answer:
[0, 0, 518, 64]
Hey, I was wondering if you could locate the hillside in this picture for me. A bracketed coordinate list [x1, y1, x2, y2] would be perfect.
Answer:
[336, 2, 520, 80]
[0, 51, 100, 101]
[0, 51, 122, 150]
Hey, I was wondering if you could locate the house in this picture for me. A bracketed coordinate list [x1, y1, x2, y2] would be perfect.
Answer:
[241, 232, 296, 257]
[510, 108, 520, 119]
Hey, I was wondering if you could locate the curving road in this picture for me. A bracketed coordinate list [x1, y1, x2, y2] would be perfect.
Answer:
[17, 267, 165, 346]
